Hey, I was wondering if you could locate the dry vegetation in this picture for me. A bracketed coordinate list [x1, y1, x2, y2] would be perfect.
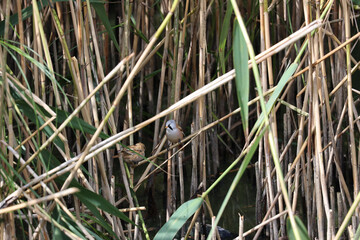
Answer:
[1, 0, 360, 239]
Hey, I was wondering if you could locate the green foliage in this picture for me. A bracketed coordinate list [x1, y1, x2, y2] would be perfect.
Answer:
[0, 0, 120, 53]
[286, 216, 310, 240]
[75, 188, 134, 226]
[53, 206, 108, 240]
[206, 127, 266, 239]
[250, 63, 298, 136]
[16, 99, 109, 144]
[2, 40, 56, 82]
[219, 2, 233, 74]
[52, 173, 135, 239]
[233, 20, 249, 134]
[91, 2, 121, 52]
[154, 198, 203, 240]
[53, 107, 109, 139]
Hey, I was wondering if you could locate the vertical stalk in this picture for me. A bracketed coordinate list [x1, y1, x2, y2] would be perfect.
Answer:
[230, 1, 301, 239]
[343, 0, 358, 200]
[199, 0, 207, 191]
[263, 0, 280, 237]
[0, 0, 15, 238]
[124, 0, 134, 145]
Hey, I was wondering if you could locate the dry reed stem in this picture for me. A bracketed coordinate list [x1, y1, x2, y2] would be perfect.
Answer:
[0, 188, 79, 214]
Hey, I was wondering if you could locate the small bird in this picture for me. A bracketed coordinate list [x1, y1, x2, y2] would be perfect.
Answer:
[113, 143, 146, 165]
[165, 120, 184, 144]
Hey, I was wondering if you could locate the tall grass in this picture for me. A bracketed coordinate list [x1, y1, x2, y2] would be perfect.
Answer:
[0, 0, 360, 239]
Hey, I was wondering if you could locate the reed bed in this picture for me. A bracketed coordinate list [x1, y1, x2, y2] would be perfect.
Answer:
[0, 0, 360, 239]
